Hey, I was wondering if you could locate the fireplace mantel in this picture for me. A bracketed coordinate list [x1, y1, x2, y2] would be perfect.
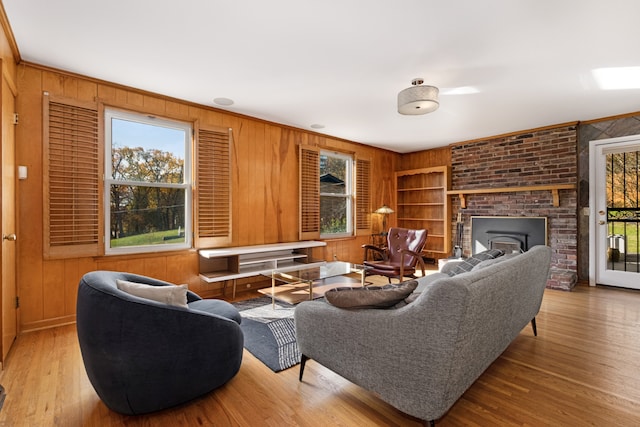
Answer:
[447, 184, 575, 208]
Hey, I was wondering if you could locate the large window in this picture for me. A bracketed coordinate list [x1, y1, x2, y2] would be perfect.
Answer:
[44, 95, 231, 259]
[299, 145, 370, 241]
[320, 150, 353, 238]
[104, 109, 192, 254]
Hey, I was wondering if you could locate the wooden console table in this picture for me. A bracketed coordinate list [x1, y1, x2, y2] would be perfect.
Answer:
[198, 241, 327, 298]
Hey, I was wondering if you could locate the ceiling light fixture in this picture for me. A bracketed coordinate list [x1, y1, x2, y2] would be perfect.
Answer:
[397, 78, 439, 115]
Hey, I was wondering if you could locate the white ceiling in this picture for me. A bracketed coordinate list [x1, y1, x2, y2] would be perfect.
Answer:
[4, 0, 640, 153]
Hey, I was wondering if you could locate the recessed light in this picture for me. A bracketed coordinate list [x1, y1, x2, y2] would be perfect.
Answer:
[213, 97, 234, 106]
[310, 124, 325, 129]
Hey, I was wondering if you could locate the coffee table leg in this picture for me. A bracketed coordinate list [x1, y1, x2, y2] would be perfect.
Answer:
[271, 273, 276, 309]
[308, 279, 313, 301]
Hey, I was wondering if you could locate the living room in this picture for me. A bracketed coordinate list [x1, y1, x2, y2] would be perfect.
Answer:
[1, 1, 640, 426]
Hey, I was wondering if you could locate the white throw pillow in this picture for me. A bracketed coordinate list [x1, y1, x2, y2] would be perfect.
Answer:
[116, 279, 188, 308]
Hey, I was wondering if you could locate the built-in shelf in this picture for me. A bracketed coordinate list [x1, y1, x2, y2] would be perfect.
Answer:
[396, 166, 451, 258]
[447, 184, 576, 208]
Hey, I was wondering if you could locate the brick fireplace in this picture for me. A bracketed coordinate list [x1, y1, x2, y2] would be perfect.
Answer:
[450, 124, 578, 290]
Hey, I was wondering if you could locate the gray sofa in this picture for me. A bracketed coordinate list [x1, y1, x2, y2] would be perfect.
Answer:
[295, 245, 552, 425]
[76, 271, 244, 415]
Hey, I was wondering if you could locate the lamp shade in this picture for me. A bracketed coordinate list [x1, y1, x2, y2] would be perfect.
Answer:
[398, 81, 439, 115]
[375, 205, 394, 215]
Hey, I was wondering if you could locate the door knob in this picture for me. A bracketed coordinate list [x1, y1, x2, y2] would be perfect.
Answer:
[2, 233, 16, 241]
[598, 220, 606, 225]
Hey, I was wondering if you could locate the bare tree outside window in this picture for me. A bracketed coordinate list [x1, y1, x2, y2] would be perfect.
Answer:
[606, 150, 639, 264]
[105, 110, 192, 253]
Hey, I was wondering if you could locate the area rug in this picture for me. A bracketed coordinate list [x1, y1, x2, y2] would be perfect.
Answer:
[233, 296, 301, 372]
[233, 275, 361, 372]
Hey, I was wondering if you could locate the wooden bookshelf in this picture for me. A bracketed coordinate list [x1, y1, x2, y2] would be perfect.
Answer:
[395, 166, 451, 259]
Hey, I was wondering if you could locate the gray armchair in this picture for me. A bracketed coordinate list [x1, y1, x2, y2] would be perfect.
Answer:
[76, 271, 244, 415]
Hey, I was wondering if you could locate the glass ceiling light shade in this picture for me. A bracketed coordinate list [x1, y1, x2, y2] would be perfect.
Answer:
[398, 78, 439, 115]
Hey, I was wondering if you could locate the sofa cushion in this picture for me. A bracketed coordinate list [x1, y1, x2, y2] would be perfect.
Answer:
[116, 279, 188, 308]
[402, 273, 449, 304]
[325, 281, 418, 309]
[472, 252, 520, 271]
[446, 249, 504, 276]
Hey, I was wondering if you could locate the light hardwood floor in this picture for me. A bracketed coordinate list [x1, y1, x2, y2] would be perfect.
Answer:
[0, 283, 639, 426]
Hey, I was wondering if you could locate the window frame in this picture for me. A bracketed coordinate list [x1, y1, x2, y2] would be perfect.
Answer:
[103, 108, 193, 255]
[319, 149, 354, 239]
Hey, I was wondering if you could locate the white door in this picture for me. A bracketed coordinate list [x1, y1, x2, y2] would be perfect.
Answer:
[589, 135, 640, 289]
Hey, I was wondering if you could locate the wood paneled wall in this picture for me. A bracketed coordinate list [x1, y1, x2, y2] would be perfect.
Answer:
[397, 146, 450, 171]
[15, 64, 400, 332]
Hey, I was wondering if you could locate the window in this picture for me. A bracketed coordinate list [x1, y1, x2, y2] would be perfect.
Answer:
[104, 109, 192, 254]
[320, 150, 353, 238]
[299, 145, 370, 240]
[44, 95, 232, 258]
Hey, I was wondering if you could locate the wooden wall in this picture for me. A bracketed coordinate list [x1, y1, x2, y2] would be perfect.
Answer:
[397, 146, 450, 171]
[15, 64, 400, 332]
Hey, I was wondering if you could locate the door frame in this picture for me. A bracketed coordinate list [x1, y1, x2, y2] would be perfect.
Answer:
[589, 134, 640, 288]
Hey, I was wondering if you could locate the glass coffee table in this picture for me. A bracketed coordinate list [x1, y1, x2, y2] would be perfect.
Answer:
[259, 261, 368, 308]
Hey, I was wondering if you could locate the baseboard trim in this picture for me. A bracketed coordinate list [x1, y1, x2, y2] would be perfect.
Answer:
[20, 315, 76, 333]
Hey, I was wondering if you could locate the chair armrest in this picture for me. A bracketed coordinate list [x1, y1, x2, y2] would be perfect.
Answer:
[362, 244, 388, 261]
[399, 248, 426, 278]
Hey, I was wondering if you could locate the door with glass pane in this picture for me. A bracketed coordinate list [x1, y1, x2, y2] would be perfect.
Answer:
[590, 135, 640, 289]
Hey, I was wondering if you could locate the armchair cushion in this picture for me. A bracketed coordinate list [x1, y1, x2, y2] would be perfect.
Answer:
[325, 281, 418, 309]
[116, 279, 188, 308]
